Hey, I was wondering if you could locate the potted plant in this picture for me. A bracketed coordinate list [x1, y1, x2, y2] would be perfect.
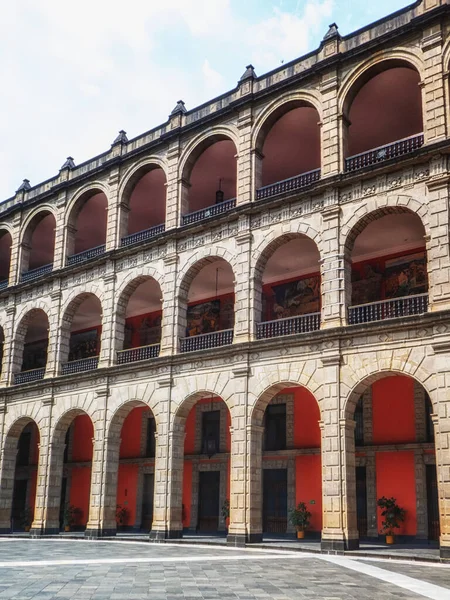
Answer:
[115, 505, 129, 529]
[20, 506, 33, 532]
[377, 496, 406, 544]
[63, 503, 81, 532]
[289, 502, 312, 539]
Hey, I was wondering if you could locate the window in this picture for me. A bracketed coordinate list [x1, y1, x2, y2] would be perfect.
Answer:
[145, 417, 156, 458]
[264, 404, 286, 451]
[354, 398, 364, 446]
[201, 410, 220, 456]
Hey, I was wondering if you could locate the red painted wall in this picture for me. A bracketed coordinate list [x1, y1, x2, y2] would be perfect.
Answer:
[291, 386, 321, 448]
[71, 415, 94, 462]
[120, 407, 148, 458]
[372, 376, 416, 444]
[116, 464, 139, 527]
[376, 452, 416, 535]
[295, 455, 322, 531]
[69, 467, 91, 526]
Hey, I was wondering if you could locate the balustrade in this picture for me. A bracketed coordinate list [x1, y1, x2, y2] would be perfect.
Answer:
[182, 198, 236, 226]
[14, 368, 45, 385]
[0, 279, 8, 291]
[21, 263, 53, 283]
[61, 356, 99, 375]
[256, 312, 321, 339]
[345, 134, 424, 172]
[256, 169, 321, 201]
[120, 224, 165, 247]
[348, 294, 428, 325]
[180, 329, 233, 353]
[66, 245, 106, 266]
[117, 344, 160, 364]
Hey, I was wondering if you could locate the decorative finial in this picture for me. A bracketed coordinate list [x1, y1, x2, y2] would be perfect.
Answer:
[60, 156, 75, 170]
[323, 23, 339, 41]
[112, 130, 128, 145]
[16, 179, 31, 193]
[240, 64, 256, 81]
[170, 100, 187, 116]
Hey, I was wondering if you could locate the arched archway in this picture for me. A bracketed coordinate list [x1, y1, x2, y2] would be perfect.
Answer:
[346, 208, 428, 324]
[249, 383, 321, 540]
[120, 165, 166, 246]
[254, 234, 321, 339]
[181, 136, 237, 224]
[13, 309, 49, 384]
[20, 211, 55, 282]
[60, 293, 102, 375]
[346, 373, 439, 544]
[66, 190, 108, 265]
[178, 257, 235, 352]
[255, 102, 321, 199]
[0, 418, 40, 532]
[115, 276, 162, 364]
[0, 229, 12, 288]
[343, 60, 424, 171]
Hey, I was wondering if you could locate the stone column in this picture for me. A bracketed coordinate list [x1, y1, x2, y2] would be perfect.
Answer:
[0, 399, 13, 532]
[421, 21, 447, 145]
[366, 452, 378, 538]
[159, 248, 178, 357]
[320, 68, 340, 178]
[98, 270, 116, 368]
[236, 109, 253, 206]
[44, 289, 62, 379]
[165, 142, 182, 231]
[105, 168, 120, 252]
[52, 197, 67, 271]
[1, 305, 16, 386]
[234, 217, 253, 344]
[246, 423, 264, 543]
[8, 215, 22, 286]
[320, 204, 349, 329]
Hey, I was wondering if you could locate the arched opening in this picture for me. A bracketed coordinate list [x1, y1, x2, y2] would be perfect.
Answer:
[180, 394, 231, 536]
[116, 277, 162, 364]
[251, 384, 321, 541]
[121, 167, 166, 246]
[52, 410, 94, 533]
[21, 212, 55, 283]
[179, 258, 235, 352]
[344, 62, 423, 171]
[61, 294, 102, 375]
[66, 191, 108, 265]
[112, 403, 157, 532]
[349, 374, 439, 545]
[255, 235, 321, 339]
[256, 104, 321, 200]
[0, 419, 40, 532]
[182, 138, 237, 225]
[14, 309, 49, 384]
[347, 210, 428, 324]
[0, 230, 12, 289]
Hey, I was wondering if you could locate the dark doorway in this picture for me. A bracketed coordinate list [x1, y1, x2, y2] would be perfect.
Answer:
[141, 473, 154, 531]
[198, 471, 220, 532]
[356, 466, 368, 538]
[11, 479, 27, 530]
[426, 464, 440, 541]
[264, 404, 286, 451]
[59, 477, 67, 530]
[263, 469, 287, 534]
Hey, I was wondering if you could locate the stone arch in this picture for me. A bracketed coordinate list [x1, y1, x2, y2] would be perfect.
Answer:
[252, 90, 323, 152]
[19, 206, 57, 274]
[338, 50, 425, 117]
[115, 268, 164, 307]
[12, 306, 50, 377]
[52, 407, 94, 446]
[342, 198, 428, 261]
[179, 127, 239, 182]
[65, 182, 110, 227]
[20, 204, 58, 242]
[118, 157, 168, 208]
[178, 250, 237, 301]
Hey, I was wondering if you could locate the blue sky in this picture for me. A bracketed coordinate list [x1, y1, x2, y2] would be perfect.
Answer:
[0, 0, 411, 200]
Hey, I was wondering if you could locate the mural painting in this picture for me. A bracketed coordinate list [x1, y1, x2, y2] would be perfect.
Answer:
[270, 275, 321, 319]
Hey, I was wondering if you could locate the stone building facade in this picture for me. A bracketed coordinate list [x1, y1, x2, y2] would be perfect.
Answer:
[0, 0, 449, 557]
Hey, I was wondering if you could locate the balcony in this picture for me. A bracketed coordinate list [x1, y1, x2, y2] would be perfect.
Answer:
[21, 263, 53, 283]
[61, 356, 99, 375]
[348, 294, 428, 325]
[0, 279, 8, 291]
[256, 169, 321, 201]
[256, 312, 321, 339]
[345, 134, 424, 173]
[117, 344, 160, 364]
[120, 224, 165, 248]
[14, 368, 45, 385]
[67, 244, 106, 267]
[180, 329, 233, 353]
[182, 198, 236, 226]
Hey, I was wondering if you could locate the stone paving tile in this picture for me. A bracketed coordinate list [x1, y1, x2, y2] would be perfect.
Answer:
[0, 541, 440, 600]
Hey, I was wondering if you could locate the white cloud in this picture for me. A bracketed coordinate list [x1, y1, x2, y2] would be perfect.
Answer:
[202, 60, 225, 95]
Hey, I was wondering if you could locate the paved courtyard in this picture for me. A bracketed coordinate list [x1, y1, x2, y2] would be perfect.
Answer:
[0, 539, 448, 599]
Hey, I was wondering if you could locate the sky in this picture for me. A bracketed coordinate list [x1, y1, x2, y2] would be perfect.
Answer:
[0, 0, 412, 201]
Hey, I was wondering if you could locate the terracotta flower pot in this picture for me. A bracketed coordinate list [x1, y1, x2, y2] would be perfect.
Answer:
[64, 526, 70, 532]
[24, 526, 30, 532]
[385, 534, 395, 545]
[297, 530, 305, 539]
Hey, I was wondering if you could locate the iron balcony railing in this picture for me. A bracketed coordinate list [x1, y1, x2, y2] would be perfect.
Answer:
[67, 244, 106, 266]
[348, 293, 428, 325]
[61, 356, 99, 375]
[0, 279, 8, 291]
[21, 263, 53, 283]
[180, 329, 234, 353]
[256, 312, 321, 339]
[182, 198, 236, 226]
[117, 344, 160, 364]
[256, 169, 321, 201]
[345, 133, 424, 173]
[14, 368, 45, 385]
[120, 224, 165, 248]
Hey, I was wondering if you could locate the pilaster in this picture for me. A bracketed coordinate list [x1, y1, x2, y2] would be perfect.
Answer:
[233, 217, 253, 343]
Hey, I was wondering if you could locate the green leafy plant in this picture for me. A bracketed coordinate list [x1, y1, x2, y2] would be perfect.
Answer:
[221, 499, 230, 521]
[115, 505, 129, 527]
[377, 496, 406, 535]
[289, 502, 312, 531]
[63, 503, 81, 528]
[20, 506, 33, 530]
